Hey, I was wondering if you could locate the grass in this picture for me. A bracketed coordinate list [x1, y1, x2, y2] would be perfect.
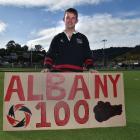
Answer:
[0, 70, 140, 140]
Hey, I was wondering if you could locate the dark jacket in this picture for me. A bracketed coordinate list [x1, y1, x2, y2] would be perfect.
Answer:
[44, 32, 93, 72]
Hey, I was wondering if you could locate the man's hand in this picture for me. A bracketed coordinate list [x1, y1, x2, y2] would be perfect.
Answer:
[41, 68, 50, 72]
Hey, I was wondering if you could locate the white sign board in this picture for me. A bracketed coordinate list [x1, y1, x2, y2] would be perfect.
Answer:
[3, 72, 126, 131]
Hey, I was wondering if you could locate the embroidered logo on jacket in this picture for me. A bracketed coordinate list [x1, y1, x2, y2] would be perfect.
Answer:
[60, 39, 64, 43]
[76, 38, 83, 44]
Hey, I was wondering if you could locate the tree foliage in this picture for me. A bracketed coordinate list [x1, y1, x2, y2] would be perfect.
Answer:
[0, 40, 46, 66]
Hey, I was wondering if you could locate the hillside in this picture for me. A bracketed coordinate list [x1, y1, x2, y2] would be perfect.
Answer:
[92, 45, 140, 64]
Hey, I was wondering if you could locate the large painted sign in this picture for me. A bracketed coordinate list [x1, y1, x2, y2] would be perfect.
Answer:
[3, 72, 126, 131]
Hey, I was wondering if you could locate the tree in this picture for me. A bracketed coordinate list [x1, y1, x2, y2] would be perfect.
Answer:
[35, 44, 43, 51]
[22, 45, 28, 52]
[6, 40, 22, 53]
[6, 40, 16, 53]
[0, 48, 6, 57]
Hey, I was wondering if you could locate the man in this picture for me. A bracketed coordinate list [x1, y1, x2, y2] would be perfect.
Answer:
[43, 8, 94, 72]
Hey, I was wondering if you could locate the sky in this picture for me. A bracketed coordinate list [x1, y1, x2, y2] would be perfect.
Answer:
[0, 0, 140, 51]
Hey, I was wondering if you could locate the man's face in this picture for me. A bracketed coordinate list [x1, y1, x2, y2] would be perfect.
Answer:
[64, 12, 78, 29]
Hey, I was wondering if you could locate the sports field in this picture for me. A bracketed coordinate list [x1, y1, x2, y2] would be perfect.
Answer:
[0, 70, 140, 140]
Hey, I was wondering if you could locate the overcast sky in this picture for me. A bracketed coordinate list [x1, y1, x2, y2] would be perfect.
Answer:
[0, 0, 140, 50]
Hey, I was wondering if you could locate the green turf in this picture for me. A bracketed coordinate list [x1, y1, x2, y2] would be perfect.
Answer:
[0, 70, 140, 140]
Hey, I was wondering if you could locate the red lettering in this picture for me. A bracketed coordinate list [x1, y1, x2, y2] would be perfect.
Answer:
[74, 100, 89, 124]
[46, 73, 66, 100]
[36, 102, 51, 127]
[4, 75, 25, 101]
[68, 75, 90, 100]
[27, 75, 43, 101]
[108, 74, 120, 97]
[95, 75, 108, 98]
[54, 101, 70, 126]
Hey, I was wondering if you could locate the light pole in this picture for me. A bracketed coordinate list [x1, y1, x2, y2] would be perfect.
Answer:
[30, 45, 33, 66]
[102, 39, 107, 68]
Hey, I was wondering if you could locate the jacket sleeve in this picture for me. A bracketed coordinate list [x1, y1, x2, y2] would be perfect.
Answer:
[83, 36, 93, 69]
[44, 36, 58, 69]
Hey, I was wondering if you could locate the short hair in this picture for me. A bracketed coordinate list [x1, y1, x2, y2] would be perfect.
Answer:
[64, 8, 78, 19]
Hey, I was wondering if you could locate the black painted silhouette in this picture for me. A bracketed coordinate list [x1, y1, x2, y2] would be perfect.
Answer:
[93, 101, 122, 122]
